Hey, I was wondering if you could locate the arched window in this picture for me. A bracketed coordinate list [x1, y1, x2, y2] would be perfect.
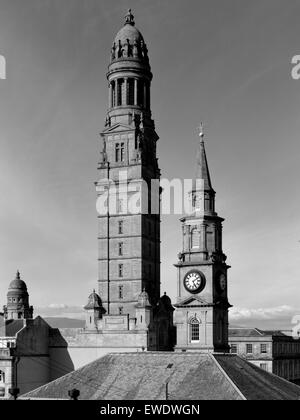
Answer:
[190, 317, 201, 343]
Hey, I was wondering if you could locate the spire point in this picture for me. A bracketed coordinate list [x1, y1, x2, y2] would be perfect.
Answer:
[124, 9, 135, 26]
[193, 123, 214, 193]
[198, 122, 205, 143]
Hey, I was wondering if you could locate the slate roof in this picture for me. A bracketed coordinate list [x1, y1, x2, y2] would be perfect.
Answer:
[229, 328, 287, 338]
[229, 328, 264, 337]
[0, 319, 24, 337]
[21, 352, 300, 401]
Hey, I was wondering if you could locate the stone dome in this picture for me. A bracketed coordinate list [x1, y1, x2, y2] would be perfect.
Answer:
[159, 292, 173, 310]
[84, 290, 105, 313]
[110, 10, 149, 66]
[136, 289, 151, 308]
[114, 23, 144, 46]
[8, 271, 28, 293]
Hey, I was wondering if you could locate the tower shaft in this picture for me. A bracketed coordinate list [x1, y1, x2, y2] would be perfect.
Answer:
[96, 11, 161, 317]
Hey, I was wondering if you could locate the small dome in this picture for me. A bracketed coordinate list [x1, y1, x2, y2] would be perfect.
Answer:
[159, 292, 173, 309]
[84, 290, 105, 312]
[8, 271, 28, 292]
[136, 289, 151, 308]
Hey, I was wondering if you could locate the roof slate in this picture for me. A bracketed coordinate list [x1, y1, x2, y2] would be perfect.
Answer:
[21, 352, 300, 401]
[215, 354, 300, 400]
[0, 320, 25, 337]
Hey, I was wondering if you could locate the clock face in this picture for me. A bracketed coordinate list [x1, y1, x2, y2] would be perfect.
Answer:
[184, 271, 205, 293]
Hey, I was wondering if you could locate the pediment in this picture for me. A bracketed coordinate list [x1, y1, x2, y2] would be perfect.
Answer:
[102, 123, 134, 134]
[175, 296, 212, 308]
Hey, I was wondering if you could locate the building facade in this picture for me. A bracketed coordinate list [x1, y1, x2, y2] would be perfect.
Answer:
[229, 328, 300, 383]
[0, 273, 73, 399]
[174, 130, 231, 353]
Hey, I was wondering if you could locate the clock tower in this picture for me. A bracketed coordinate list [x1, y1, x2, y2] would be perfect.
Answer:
[174, 128, 231, 353]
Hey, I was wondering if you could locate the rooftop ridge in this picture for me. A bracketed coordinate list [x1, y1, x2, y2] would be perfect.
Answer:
[210, 354, 246, 400]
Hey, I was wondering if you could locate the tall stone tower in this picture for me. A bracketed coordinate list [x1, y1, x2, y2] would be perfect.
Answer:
[174, 129, 231, 353]
[96, 10, 160, 317]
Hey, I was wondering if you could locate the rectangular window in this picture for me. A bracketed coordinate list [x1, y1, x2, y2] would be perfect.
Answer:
[118, 221, 123, 235]
[261, 344, 267, 354]
[191, 323, 200, 343]
[119, 307, 123, 315]
[115, 143, 120, 162]
[119, 242, 123, 256]
[119, 286, 124, 300]
[231, 344, 238, 354]
[246, 344, 253, 354]
[120, 143, 125, 162]
[119, 264, 123, 278]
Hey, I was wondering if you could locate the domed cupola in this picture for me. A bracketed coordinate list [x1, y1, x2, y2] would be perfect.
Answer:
[84, 290, 106, 331]
[84, 290, 106, 314]
[8, 270, 28, 293]
[158, 292, 174, 312]
[4, 271, 33, 320]
[136, 289, 151, 308]
[106, 9, 153, 123]
[110, 9, 150, 67]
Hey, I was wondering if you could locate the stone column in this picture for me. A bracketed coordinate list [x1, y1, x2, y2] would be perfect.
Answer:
[124, 78, 128, 106]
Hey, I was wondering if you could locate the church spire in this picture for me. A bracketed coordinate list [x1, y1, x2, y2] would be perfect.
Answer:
[193, 123, 214, 192]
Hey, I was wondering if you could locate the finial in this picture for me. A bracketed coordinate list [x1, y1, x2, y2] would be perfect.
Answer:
[198, 122, 205, 142]
[93, 289, 96, 294]
[16, 270, 20, 280]
[125, 9, 135, 26]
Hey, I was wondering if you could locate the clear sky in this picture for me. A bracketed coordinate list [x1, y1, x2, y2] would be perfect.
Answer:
[0, 0, 300, 326]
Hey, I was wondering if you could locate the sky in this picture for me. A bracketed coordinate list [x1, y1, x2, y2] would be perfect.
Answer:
[0, 0, 300, 329]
